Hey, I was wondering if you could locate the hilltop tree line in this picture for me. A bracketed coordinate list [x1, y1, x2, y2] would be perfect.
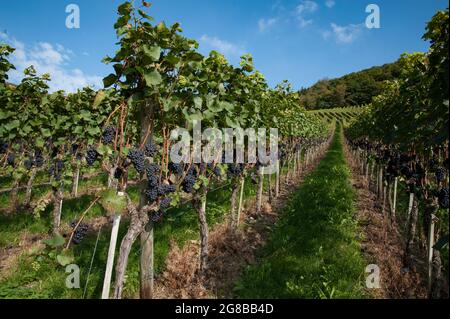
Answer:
[298, 61, 402, 110]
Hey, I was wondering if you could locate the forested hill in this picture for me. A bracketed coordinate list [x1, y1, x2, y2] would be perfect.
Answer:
[298, 60, 402, 110]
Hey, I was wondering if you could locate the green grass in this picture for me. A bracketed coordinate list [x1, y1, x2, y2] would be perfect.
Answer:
[235, 128, 365, 299]
[0, 165, 271, 298]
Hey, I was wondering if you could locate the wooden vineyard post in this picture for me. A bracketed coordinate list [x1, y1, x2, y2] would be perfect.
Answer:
[377, 166, 383, 201]
[102, 213, 121, 299]
[284, 158, 288, 184]
[427, 214, 436, 294]
[53, 186, 63, 234]
[229, 182, 240, 229]
[369, 162, 374, 192]
[140, 221, 154, 298]
[294, 150, 298, 176]
[392, 177, 398, 220]
[360, 150, 364, 175]
[268, 170, 273, 203]
[9, 179, 19, 209]
[375, 164, 379, 196]
[362, 151, 366, 175]
[71, 165, 80, 197]
[236, 176, 245, 227]
[364, 158, 369, 186]
[257, 166, 264, 213]
[275, 159, 280, 198]
[403, 195, 419, 266]
[376, 165, 380, 199]
[139, 100, 155, 299]
[289, 155, 293, 180]
[407, 192, 414, 220]
[195, 196, 209, 274]
[361, 151, 365, 175]
[24, 167, 37, 206]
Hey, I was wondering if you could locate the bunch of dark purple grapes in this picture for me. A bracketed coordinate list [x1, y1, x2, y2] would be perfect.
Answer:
[144, 141, 158, 157]
[227, 163, 244, 177]
[151, 210, 164, 222]
[71, 144, 83, 161]
[386, 155, 401, 178]
[0, 140, 8, 154]
[148, 197, 172, 222]
[49, 160, 64, 181]
[428, 159, 438, 171]
[182, 166, 198, 193]
[7, 153, 15, 166]
[102, 126, 116, 145]
[70, 220, 89, 245]
[34, 150, 44, 167]
[151, 197, 173, 222]
[208, 163, 222, 177]
[438, 187, 449, 209]
[412, 162, 425, 183]
[144, 163, 161, 201]
[127, 148, 145, 174]
[435, 167, 446, 184]
[71, 144, 79, 156]
[400, 163, 412, 179]
[169, 162, 183, 175]
[144, 163, 176, 202]
[86, 146, 99, 166]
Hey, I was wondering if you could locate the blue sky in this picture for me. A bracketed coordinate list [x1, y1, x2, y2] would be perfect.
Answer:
[0, 0, 448, 92]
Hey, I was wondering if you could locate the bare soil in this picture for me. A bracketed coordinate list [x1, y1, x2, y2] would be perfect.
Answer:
[343, 143, 428, 299]
[0, 232, 45, 280]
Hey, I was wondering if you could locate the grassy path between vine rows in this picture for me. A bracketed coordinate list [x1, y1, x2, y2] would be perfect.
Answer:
[235, 128, 365, 298]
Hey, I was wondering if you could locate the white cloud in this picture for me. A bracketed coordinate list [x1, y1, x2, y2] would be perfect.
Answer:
[199, 35, 245, 57]
[321, 30, 332, 40]
[295, 0, 318, 28]
[296, 0, 318, 14]
[299, 18, 313, 28]
[258, 18, 277, 32]
[325, 0, 335, 8]
[29, 42, 68, 65]
[329, 23, 364, 44]
[0, 32, 102, 93]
